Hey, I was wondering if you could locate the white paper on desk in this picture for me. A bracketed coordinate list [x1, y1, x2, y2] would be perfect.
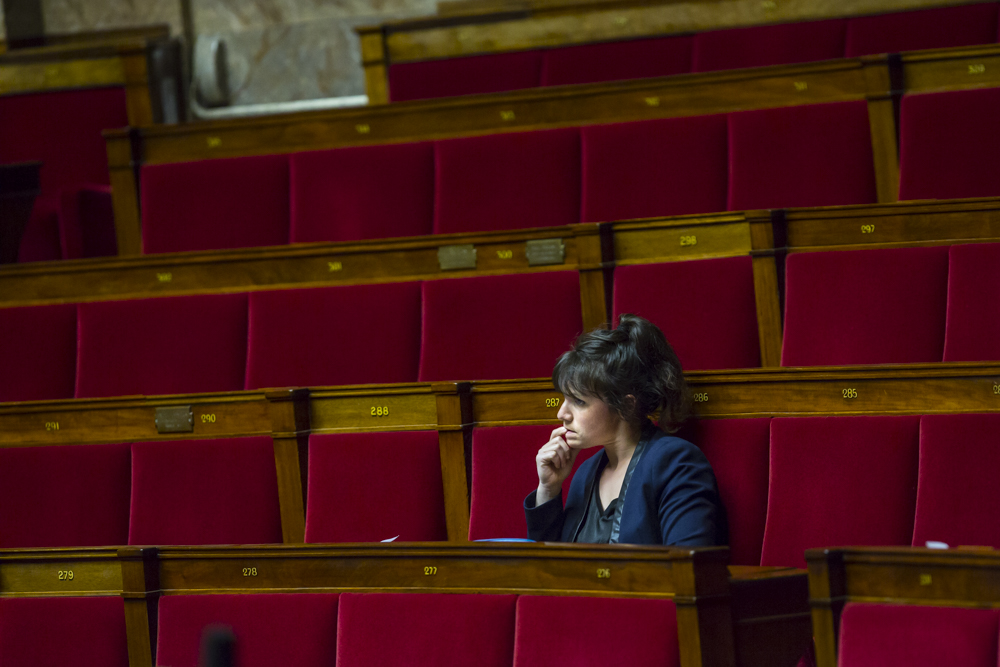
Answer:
[381, 535, 399, 542]
[925, 540, 949, 549]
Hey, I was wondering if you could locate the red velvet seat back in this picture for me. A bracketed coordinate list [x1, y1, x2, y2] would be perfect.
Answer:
[76, 294, 248, 399]
[337, 593, 517, 667]
[612, 257, 760, 370]
[305, 431, 448, 543]
[580, 115, 728, 222]
[0, 597, 129, 667]
[290, 143, 434, 243]
[469, 424, 601, 541]
[944, 243, 1000, 362]
[514, 596, 679, 667]
[129, 436, 282, 546]
[692, 20, 847, 72]
[540, 36, 693, 87]
[845, 4, 1000, 57]
[728, 100, 877, 210]
[781, 247, 949, 367]
[59, 185, 117, 259]
[0, 303, 76, 402]
[837, 603, 1000, 667]
[141, 155, 290, 254]
[693, 418, 770, 566]
[899, 87, 1000, 201]
[761, 416, 920, 568]
[434, 128, 581, 234]
[157, 594, 339, 667]
[16, 198, 62, 263]
[912, 414, 1000, 550]
[419, 272, 583, 381]
[0, 443, 130, 548]
[245, 283, 422, 389]
[389, 51, 543, 102]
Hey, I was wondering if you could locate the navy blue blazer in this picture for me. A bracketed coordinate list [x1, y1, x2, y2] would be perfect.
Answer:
[524, 425, 728, 546]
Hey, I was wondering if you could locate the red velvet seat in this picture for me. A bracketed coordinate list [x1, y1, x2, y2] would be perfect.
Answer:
[760, 416, 920, 568]
[304, 431, 448, 543]
[245, 283, 422, 389]
[469, 424, 601, 541]
[514, 596, 680, 667]
[389, 51, 543, 102]
[728, 100, 878, 210]
[0, 443, 130, 548]
[837, 603, 1000, 667]
[337, 593, 517, 667]
[898, 87, 1000, 201]
[943, 243, 1000, 362]
[781, 246, 949, 367]
[693, 418, 771, 566]
[75, 293, 248, 399]
[157, 593, 339, 667]
[580, 115, 728, 222]
[140, 154, 290, 254]
[418, 272, 583, 381]
[612, 257, 760, 371]
[540, 36, 693, 87]
[912, 414, 1000, 550]
[290, 143, 434, 243]
[16, 197, 63, 262]
[59, 185, 117, 259]
[434, 128, 581, 234]
[845, 4, 1000, 57]
[129, 436, 282, 546]
[0, 596, 129, 667]
[0, 303, 76, 403]
[692, 19, 847, 72]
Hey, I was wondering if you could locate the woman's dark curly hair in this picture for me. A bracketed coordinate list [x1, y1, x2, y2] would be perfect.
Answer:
[552, 314, 692, 431]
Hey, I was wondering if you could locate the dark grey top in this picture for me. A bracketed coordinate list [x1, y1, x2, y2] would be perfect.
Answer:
[575, 470, 619, 544]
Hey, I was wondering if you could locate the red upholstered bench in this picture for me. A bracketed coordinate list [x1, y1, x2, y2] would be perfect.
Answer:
[418, 271, 583, 382]
[0, 596, 129, 667]
[899, 86, 1000, 201]
[75, 293, 248, 398]
[245, 283, 422, 389]
[128, 436, 282, 546]
[612, 257, 761, 371]
[837, 603, 1000, 667]
[540, 36, 693, 87]
[337, 592, 517, 667]
[0, 443, 130, 548]
[692, 19, 847, 73]
[781, 246, 949, 367]
[761, 416, 920, 568]
[156, 593, 339, 667]
[0, 303, 77, 403]
[388, 51, 544, 102]
[944, 242, 1000, 362]
[845, 3, 1000, 57]
[304, 431, 448, 543]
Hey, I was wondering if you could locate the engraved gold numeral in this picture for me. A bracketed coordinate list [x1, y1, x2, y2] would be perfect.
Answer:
[614, 16, 628, 26]
[793, 81, 808, 91]
[206, 137, 222, 148]
[644, 97, 660, 107]
[201, 414, 217, 424]
[842, 388, 858, 399]
[992, 383, 1000, 395]
[969, 64, 986, 75]
[496, 249, 513, 259]
[680, 235, 697, 247]
[157, 272, 172, 283]
[761, 0, 777, 9]
[371, 406, 389, 417]
[424, 566, 438, 575]
[45, 421, 60, 431]
[328, 261, 343, 272]
[242, 567, 257, 577]
[693, 392, 709, 403]
[545, 397, 561, 408]
[919, 573, 932, 585]
[356, 124, 371, 134]
[500, 110, 516, 121]
[57, 570, 74, 581]
[597, 568, 611, 579]
[861, 224, 875, 234]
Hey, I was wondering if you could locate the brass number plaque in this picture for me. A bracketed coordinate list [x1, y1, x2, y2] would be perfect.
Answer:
[45, 421, 60, 431]
[842, 388, 858, 399]
[328, 261, 343, 272]
[693, 392, 709, 403]
[355, 124, 371, 134]
[793, 81, 808, 91]
[243, 567, 258, 577]
[157, 272, 173, 283]
[596, 568, 611, 579]
[371, 406, 389, 417]
[679, 235, 697, 247]
[861, 224, 875, 234]
[545, 397, 560, 408]
[496, 250, 513, 259]
[57, 570, 75, 581]
[500, 110, 515, 121]
[969, 64, 986, 74]
[424, 566, 438, 575]
[206, 137, 222, 148]
[201, 414, 217, 423]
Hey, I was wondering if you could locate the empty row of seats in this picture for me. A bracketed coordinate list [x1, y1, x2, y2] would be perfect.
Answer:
[140, 87, 1000, 255]
[386, 3, 1000, 100]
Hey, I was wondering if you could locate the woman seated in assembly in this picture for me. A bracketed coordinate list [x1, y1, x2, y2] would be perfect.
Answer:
[525, 314, 727, 546]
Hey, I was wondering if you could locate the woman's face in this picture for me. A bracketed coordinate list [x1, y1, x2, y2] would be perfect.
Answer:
[556, 393, 621, 450]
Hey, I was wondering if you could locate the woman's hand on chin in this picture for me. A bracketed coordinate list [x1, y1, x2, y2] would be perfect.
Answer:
[535, 426, 579, 504]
